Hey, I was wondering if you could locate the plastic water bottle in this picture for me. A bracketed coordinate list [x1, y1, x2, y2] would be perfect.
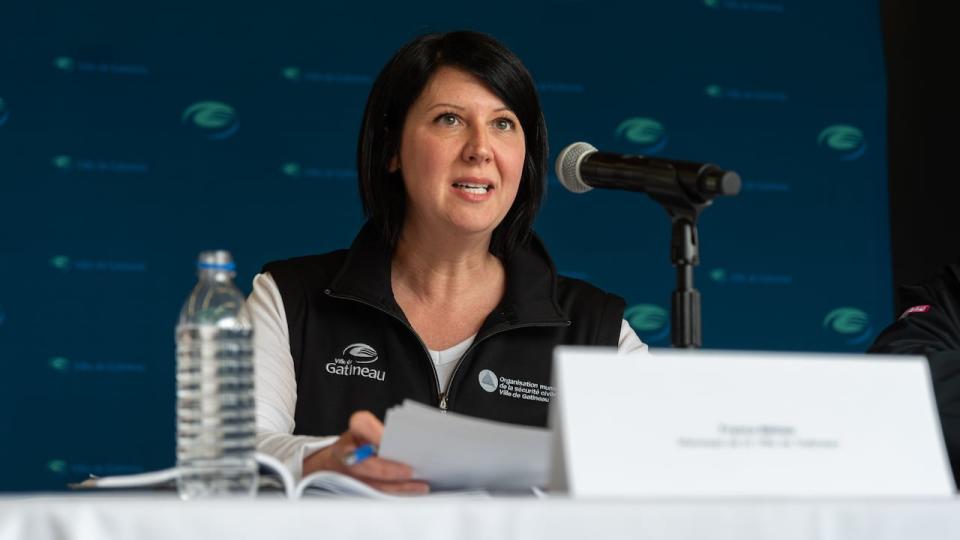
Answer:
[175, 250, 257, 499]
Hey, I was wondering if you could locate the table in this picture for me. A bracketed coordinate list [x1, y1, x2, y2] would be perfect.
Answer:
[2, 494, 960, 540]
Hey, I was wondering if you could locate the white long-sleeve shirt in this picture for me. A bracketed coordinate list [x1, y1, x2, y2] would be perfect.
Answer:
[248, 272, 649, 480]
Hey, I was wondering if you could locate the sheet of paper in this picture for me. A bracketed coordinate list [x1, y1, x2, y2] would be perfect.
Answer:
[552, 348, 956, 497]
[379, 400, 550, 491]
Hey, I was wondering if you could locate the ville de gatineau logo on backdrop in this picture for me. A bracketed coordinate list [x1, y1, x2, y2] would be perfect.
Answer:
[325, 343, 386, 381]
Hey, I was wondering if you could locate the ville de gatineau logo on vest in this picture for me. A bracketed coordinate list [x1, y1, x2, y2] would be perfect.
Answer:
[325, 343, 386, 382]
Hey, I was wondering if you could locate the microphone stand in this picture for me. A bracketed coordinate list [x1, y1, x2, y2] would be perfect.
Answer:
[667, 209, 703, 348]
[562, 144, 739, 348]
[647, 185, 711, 349]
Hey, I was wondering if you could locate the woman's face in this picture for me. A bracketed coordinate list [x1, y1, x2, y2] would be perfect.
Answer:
[392, 66, 526, 241]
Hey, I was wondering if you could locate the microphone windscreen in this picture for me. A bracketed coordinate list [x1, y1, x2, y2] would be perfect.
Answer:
[719, 171, 742, 196]
[555, 142, 597, 193]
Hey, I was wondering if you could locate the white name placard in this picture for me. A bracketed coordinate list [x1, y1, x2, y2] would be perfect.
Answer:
[550, 348, 955, 497]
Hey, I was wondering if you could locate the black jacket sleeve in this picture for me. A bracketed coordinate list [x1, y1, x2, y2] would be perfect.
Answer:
[868, 264, 960, 355]
[869, 263, 960, 488]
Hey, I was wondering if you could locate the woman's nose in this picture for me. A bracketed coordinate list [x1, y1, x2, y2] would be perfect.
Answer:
[462, 125, 492, 164]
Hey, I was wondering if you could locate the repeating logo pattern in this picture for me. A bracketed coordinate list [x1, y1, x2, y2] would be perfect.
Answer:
[50, 255, 71, 271]
[182, 101, 239, 140]
[281, 162, 357, 179]
[48, 356, 146, 374]
[51, 155, 72, 170]
[822, 307, 875, 345]
[818, 125, 867, 160]
[50, 154, 148, 174]
[49, 356, 70, 372]
[704, 84, 788, 102]
[46, 459, 142, 477]
[281, 66, 372, 85]
[625, 304, 670, 345]
[49, 255, 146, 273]
[615, 117, 668, 154]
[709, 268, 793, 285]
[52, 56, 149, 75]
[4, 7, 890, 492]
[53, 56, 75, 71]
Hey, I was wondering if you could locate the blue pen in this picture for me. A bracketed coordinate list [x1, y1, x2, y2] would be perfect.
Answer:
[342, 443, 378, 467]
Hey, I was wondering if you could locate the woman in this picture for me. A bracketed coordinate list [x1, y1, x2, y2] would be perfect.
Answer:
[248, 31, 648, 493]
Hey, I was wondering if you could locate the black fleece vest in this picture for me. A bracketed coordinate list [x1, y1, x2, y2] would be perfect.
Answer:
[263, 222, 625, 435]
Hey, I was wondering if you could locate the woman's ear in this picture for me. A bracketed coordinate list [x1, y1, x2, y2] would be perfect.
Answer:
[388, 155, 400, 173]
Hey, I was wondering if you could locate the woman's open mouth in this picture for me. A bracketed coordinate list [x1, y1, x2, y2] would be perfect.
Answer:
[452, 181, 493, 194]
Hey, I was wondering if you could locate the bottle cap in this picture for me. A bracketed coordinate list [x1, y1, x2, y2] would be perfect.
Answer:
[197, 250, 236, 271]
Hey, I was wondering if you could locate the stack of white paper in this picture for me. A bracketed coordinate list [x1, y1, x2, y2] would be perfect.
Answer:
[379, 400, 551, 491]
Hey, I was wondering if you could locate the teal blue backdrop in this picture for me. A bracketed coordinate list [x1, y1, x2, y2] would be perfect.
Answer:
[0, 0, 890, 489]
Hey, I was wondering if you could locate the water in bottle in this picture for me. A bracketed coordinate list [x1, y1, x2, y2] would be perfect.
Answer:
[176, 250, 258, 499]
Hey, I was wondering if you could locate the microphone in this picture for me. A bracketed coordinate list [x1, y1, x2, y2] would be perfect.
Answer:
[554, 142, 741, 203]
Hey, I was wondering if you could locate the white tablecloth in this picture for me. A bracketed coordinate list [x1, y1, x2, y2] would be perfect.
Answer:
[2, 494, 960, 540]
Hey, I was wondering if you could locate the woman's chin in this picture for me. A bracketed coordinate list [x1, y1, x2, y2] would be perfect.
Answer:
[442, 216, 500, 240]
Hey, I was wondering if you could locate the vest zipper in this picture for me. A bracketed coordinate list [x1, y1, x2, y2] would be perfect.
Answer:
[439, 320, 571, 411]
[324, 289, 570, 411]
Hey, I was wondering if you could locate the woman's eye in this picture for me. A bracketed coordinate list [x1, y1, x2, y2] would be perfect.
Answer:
[437, 113, 460, 126]
[494, 118, 516, 131]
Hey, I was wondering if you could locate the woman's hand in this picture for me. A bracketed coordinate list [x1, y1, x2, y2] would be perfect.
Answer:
[302, 411, 430, 494]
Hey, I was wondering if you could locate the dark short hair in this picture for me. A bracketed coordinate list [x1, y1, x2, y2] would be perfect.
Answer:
[356, 31, 548, 256]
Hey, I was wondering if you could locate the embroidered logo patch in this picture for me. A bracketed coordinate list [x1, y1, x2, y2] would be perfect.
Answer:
[325, 343, 385, 381]
[899, 305, 931, 319]
[478, 370, 498, 392]
[342, 343, 378, 364]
